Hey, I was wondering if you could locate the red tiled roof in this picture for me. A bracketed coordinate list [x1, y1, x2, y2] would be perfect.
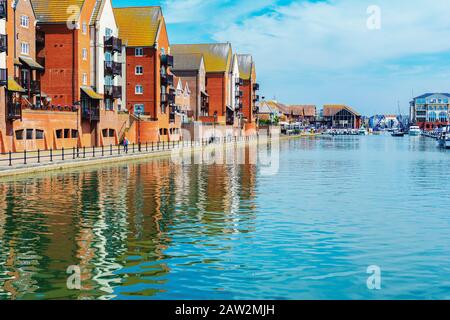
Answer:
[288, 105, 316, 117]
[323, 105, 361, 117]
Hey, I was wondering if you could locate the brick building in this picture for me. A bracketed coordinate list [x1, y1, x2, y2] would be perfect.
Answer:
[236, 54, 259, 133]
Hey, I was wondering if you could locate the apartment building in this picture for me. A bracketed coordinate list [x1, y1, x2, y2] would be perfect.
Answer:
[171, 53, 208, 121]
[114, 6, 181, 143]
[0, 0, 7, 152]
[237, 54, 259, 132]
[0, 0, 46, 152]
[410, 93, 450, 131]
[173, 77, 191, 122]
[171, 43, 233, 125]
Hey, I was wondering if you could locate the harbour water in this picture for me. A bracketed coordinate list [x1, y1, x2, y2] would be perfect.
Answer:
[1, 135, 450, 300]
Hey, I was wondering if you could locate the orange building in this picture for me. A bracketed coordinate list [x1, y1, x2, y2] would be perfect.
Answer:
[114, 6, 181, 143]
[171, 43, 233, 125]
[236, 54, 259, 133]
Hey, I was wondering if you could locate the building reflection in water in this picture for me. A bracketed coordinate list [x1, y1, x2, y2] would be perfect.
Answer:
[0, 145, 258, 299]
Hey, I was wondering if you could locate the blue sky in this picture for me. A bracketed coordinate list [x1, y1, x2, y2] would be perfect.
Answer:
[113, 0, 450, 115]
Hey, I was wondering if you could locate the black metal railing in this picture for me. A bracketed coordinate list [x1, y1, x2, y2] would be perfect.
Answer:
[235, 78, 243, 86]
[0, 135, 259, 168]
[104, 61, 122, 76]
[161, 54, 174, 67]
[0, 34, 7, 53]
[82, 107, 100, 121]
[7, 102, 22, 120]
[253, 83, 260, 91]
[104, 85, 122, 99]
[0, 0, 7, 19]
[0, 68, 7, 87]
[253, 95, 260, 102]
[104, 36, 122, 53]
[161, 73, 174, 87]
[236, 90, 243, 98]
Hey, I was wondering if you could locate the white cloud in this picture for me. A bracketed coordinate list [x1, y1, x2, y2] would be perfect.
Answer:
[163, 0, 450, 112]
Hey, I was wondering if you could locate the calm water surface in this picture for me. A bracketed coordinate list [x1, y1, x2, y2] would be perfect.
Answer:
[1, 135, 450, 300]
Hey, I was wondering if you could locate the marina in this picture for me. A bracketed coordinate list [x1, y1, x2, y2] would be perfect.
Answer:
[1, 134, 450, 300]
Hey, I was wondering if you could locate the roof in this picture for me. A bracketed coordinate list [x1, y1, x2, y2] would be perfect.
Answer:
[413, 93, 450, 99]
[8, 78, 25, 93]
[237, 54, 253, 80]
[114, 6, 162, 47]
[90, 0, 103, 25]
[171, 43, 232, 73]
[172, 53, 204, 71]
[258, 101, 280, 115]
[19, 56, 44, 71]
[81, 86, 103, 100]
[288, 105, 316, 117]
[323, 105, 361, 117]
[32, 0, 85, 23]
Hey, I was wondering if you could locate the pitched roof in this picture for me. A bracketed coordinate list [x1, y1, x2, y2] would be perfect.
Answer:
[172, 53, 204, 71]
[323, 105, 361, 117]
[237, 54, 253, 80]
[288, 105, 316, 117]
[90, 0, 103, 25]
[171, 43, 232, 73]
[114, 6, 162, 47]
[257, 101, 277, 114]
[32, 0, 85, 23]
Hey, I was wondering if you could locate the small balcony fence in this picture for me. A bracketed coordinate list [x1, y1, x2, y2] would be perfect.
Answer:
[104, 61, 122, 77]
[104, 36, 122, 53]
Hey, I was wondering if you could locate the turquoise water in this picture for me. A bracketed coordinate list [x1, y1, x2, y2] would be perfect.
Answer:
[1, 135, 450, 299]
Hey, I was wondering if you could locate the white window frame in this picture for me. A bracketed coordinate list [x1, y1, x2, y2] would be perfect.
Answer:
[135, 66, 143, 75]
[135, 48, 144, 57]
[20, 15, 29, 28]
[82, 73, 88, 86]
[134, 104, 145, 115]
[135, 85, 143, 95]
[20, 42, 30, 55]
[82, 22, 88, 35]
[82, 48, 88, 61]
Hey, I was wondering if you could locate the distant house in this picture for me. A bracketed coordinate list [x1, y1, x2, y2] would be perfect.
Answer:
[285, 105, 316, 124]
[257, 100, 280, 123]
[321, 105, 361, 129]
[410, 93, 450, 131]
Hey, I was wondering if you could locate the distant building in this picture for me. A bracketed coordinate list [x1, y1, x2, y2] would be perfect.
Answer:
[284, 105, 316, 124]
[321, 105, 361, 129]
[410, 93, 450, 131]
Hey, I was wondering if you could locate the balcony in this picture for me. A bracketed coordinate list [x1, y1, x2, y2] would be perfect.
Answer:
[253, 83, 260, 91]
[82, 107, 100, 122]
[168, 92, 175, 105]
[161, 54, 174, 67]
[253, 95, 260, 102]
[161, 73, 174, 87]
[0, 0, 6, 19]
[0, 68, 6, 87]
[235, 78, 243, 86]
[36, 32, 45, 45]
[104, 85, 122, 99]
[0, 34, 6, 53]
[7, 102, 22, 120]
[20, 80, 41, 94]
[104, 61, 122, 76]
[236, 90, 243, 98]
[104, 36, 122, 53]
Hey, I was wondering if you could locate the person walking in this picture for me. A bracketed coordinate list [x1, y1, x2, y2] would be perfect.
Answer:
[123, 137, 129, 153]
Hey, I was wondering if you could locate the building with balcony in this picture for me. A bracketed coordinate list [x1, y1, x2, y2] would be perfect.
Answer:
[0, 0, 7, 152]
[0, 0, 48, 152]
[229, 54, 240, 126]
[171, 53, 208, 121]
[173, 76, 191, 122]
[410, 93, 450, 131]
[236, 54, 259, 132]
[114, 6, 180, 143]
[171, 43, 233, 126]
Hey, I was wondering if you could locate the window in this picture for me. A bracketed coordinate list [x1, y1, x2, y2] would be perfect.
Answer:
[36, 130, 44, 140]
[72, 130, 79, 139]
[439, 112, 448, 122]
[102, 129, 108, 137]
[64, 129, 70, 139]
[105, 28, 113, 37]
[21, 42, 30, 55]
[82, 22, 87, 35]
[105, 51, 112, 62]
[134, 104, 144, 115]
[135, 66, 143, 75]
[109, 129, 115, 137]
[135, 48, 144, 56]
[82, 73, 88, 85]
[428, 112, 437, 122]
[56, 129, 62, 139]
[26, 129, 34, 140]
[105, 98, 113, 111]
[20, 15, 29, 28]
[82, 48, 88, 60]
[160, 48, 165, 55]
[15, 130, 24, 140]
[135, 85, 143, 94]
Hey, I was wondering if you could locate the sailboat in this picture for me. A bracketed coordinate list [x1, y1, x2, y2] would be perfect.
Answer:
[391, 101, 406, 137]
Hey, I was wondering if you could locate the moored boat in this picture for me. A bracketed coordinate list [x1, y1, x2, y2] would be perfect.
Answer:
[408, 126, 421, 136]
[392, 130, 405, 137]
